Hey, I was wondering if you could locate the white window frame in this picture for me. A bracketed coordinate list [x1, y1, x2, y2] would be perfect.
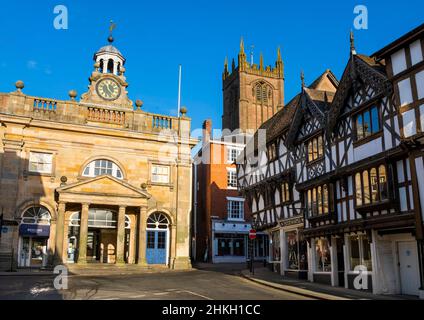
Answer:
[151, 164, 170, 184]
[227, 147, 242, 164]
[226, 168, 237, 189]
[28, 151, 53, 174]
[82, 159, 123, 179]
[227, 197, 245, 221]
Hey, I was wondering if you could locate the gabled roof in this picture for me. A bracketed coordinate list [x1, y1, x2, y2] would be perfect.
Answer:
[284, 70, 338, 148]
[327, 54, 392, 134]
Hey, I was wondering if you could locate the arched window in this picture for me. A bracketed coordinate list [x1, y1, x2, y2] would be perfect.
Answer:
[99, 59, 104, 72]
[82, 159, 123, 179]
[253, 82, 271, 104]
[22, 206, 51, 225]
[147, 213, 169, 230]
[107, 59, 114, 74]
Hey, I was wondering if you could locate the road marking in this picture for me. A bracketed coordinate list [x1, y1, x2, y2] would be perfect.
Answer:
[181, 290, 213, 300]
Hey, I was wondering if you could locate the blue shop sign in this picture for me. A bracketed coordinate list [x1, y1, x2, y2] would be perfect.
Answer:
[19, 224, 50, 237]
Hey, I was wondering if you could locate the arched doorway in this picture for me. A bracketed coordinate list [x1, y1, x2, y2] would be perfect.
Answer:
[18, 206, 52, 268]
[67, 210, 131, 263]
[146, 212, 169, 265]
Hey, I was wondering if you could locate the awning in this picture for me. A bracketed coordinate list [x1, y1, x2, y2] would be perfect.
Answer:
[19, 224, 50, 237]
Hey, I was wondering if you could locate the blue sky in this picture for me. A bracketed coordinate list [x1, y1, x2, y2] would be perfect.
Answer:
[0, 0, 423, 134]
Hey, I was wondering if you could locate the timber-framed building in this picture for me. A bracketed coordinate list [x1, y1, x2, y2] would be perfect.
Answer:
[238, 24, 424, 298]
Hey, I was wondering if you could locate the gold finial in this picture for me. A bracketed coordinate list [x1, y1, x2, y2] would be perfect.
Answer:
[301, 70, 305, 88]
[224, 56, 228, 69]
[108, 20, 117, 43]
[350, 30, 356, 55]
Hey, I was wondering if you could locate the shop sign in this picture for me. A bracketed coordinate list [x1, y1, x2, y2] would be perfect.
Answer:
[279, 217, 303, 227]
[19, 224, 50, 237]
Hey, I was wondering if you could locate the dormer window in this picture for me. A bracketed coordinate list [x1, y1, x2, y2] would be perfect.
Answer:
[355, 106, 381, 142]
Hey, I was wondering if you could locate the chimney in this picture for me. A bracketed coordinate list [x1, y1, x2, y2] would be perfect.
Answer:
[202, 119, 212, 145]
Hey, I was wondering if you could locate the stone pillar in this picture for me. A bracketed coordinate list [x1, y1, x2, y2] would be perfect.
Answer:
[116, 206, 126, 264]
[137, 206, 148, 266]
[54, 202, 66, 265]
[77, 203, 89, 264]
[170, 224, 177, 266]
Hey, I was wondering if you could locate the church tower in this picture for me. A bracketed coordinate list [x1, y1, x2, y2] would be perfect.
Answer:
[222, 39, 285, 134]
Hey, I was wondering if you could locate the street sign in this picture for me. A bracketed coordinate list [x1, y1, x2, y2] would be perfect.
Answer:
[249, 229, 257, 240]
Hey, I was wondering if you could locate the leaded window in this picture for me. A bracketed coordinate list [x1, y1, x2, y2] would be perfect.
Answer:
[307, 184, 331, 216]
[307, 135, 324, 163]
[355, 165, 389, 207]
[355, 106, 381, 141]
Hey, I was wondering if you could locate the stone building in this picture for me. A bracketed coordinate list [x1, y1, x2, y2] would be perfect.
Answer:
[0, 35, 197, 270]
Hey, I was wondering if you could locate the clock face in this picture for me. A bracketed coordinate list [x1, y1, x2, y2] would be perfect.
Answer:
[96, 79, 121, 101]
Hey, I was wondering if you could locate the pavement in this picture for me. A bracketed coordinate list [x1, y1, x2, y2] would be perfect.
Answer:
[240, 266, 420, 300]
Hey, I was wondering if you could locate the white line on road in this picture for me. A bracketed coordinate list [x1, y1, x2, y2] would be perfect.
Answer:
[180, 290, 213, 300]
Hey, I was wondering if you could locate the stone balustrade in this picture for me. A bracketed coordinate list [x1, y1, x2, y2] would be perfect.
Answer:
[0, 93, 184, 134]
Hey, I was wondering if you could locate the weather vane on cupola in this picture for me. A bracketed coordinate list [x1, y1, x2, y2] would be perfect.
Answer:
[108, 20, 117, 43]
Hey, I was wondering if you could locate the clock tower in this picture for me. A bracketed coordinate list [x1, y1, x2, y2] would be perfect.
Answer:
[81, 35, 134, 109]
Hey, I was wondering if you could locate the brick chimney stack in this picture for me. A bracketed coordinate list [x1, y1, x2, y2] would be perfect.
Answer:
[202, 119, 212, 145]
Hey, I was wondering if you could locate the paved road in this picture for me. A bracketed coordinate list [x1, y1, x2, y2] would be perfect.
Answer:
[0, 264, 313, 300]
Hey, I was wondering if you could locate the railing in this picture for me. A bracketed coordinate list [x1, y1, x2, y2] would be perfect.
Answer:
[87, 107, 125, 125]
[152, 115, 172, 129]
[33, 99, 57, 112]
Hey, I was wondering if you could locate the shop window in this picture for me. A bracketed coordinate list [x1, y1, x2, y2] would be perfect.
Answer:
[355, 165, 389, 207]
[307, 184, 331, 217]
[271, 230, 281, 262]
[286, 230, 308, 271]
[355, 106, 381, 141]
[349, 235, 372, 271]
[215, 234, 245, 257]
[29, 152, 53, 174]
[307, 135, 324, 163]
[315, 238, 331, 272]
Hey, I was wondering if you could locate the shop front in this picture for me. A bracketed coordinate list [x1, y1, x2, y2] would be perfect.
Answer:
[18, 206, 52, 268]
[281, 226, 308, 279]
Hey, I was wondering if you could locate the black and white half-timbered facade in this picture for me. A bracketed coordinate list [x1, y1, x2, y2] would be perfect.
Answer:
[237, 24, 424, 298]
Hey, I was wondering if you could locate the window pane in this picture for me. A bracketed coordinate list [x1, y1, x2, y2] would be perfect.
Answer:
[307, 190, 312, 216]
[308, 142, 313, 162]
[317, 186, 323, 215]
[363, 171, 370, 204]
[364, 111, 371, 137]
[357, 114, 364, 140]
[371, 107, 380, 133]
[370, 168, 378, 203]
[356, 173, 363, 206]
[315, 239, 331, 272]
[313, 138, 318, 160]
[323, 185, 329, 214]
[312, 188, 317, 216]
[317, 136, 323, 158]
[379, 165, 388, 201]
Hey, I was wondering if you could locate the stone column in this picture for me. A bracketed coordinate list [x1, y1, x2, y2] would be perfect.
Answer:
[170, 224, 177, 267]
[77, 203, 89, 264]
[137, 206, 148, 266]
[54, 202, 66, 265]
[116, 206, 126, 264]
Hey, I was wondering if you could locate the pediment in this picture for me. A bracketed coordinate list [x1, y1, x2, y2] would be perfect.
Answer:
[57, 175, 151, 199]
